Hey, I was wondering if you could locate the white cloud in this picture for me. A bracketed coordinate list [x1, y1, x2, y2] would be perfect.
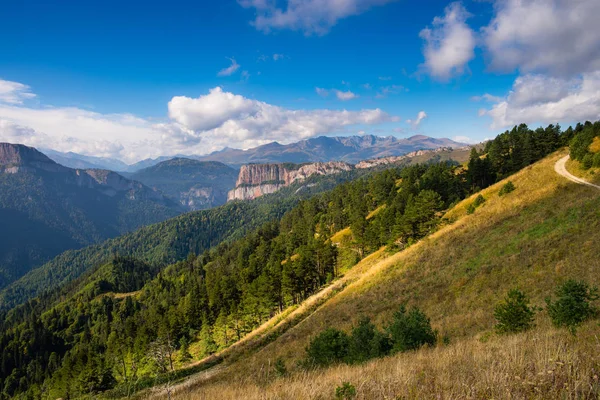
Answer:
[406, 111, 428, 128]
[362, 83, 372, 90]
[217, 58, 241, 77]
[378, 76, 392, 81]
[471, 93, 503, 103]
[0, 79, 36, 105]
[419, 2, 476, 80]
[315, 87, 329, 97]
[334, 90, 359, 101]
[481, 72, 600, 129]
[169, 87, 392, 148]
[482, 0, 600, 77]
[375, 84, 405, 98]
[239, 0, 397, 35]
[0, 81, 398, 162]
[452, 135, 474, 144]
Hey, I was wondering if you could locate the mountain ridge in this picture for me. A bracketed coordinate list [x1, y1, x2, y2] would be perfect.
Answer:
[0, 143, 184, 290]
[39, 134, 466, 171]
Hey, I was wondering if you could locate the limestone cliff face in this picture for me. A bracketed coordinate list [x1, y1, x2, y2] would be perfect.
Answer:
[228, 161, 353, 201]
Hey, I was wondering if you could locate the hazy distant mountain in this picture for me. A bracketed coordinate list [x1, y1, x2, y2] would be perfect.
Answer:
[196, 134, 466, 167]
[40, 134, 466, 171]
[131, 158, 238, 210]
[0, 143, 184, 289]
[41, 148, 130, 171]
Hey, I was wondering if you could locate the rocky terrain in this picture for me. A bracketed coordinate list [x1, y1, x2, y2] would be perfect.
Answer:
[228, 161, 353, 201]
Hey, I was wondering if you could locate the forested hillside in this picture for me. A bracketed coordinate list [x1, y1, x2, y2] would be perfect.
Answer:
[0, 123, 573, 399]
[0, 143, 183, 290]
[0, 168, 369, 312]
[130, 159, 238, 210]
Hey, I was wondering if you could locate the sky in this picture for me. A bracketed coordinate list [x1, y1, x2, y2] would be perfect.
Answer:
[1, 0, 599, 163]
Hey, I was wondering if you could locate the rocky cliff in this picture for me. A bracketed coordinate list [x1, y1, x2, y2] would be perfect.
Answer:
[228, 161, 353, 201]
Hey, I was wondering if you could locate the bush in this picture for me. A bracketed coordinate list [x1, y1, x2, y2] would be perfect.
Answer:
[466, 204, 476, 215]
[345, 317, 391, 364]
[546, 279, 599, 334]
[494, 289, 535, 334]
[498, 181, 516, 196]
[335, 382, 357, 399]
[305, 328, 350, 367]
[582, 153, 594, 169]
[473, 194, 486, 207]
[593, 152, 600, 168]
[386, 305, 437, 353]
[273, 358, 287, 377]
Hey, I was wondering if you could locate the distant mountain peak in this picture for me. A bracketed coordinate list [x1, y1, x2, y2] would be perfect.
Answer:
[0, 143, 55, 166]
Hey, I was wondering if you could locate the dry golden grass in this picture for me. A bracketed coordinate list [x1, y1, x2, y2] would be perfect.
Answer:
[590, 137, 600, 153]
[145, 150, 600, 399]
[178, 322, 600, 400]
[566, 157, 600, 185]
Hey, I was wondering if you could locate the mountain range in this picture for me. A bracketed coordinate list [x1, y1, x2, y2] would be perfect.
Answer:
[0, 143, 183, 290]
[42, 134, 466, 171]
[129, 158, 238, 210]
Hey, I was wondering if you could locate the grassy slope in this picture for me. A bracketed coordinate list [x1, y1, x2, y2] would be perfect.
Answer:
[566, 157, 600, 185]
[148, 150, 600, 399]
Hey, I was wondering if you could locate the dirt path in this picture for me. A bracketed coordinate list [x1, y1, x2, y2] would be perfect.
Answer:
[554, 155, 600, 190]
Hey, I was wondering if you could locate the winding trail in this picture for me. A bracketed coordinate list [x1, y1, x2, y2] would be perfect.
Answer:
[554, 155, 600, 190]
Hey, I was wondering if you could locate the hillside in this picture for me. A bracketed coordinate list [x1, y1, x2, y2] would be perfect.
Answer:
[0, 123, 577, 399]
[130, 158, 238, 210]
[0, 143, 183, 290]
[150, 150, 600, 400]
[0, 166, 369, 311]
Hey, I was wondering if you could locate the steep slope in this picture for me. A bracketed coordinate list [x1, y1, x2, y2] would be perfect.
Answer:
[0, 166, 370, 311]
[131, 158, 238, 210]
[228, 161, 353, 201]
[0, 143, 182, 290]
[157, 151, 600, 399]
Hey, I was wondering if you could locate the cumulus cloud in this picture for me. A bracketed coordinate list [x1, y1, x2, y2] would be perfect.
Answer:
[419, 2, 476, 80]
[0, 81, 398, 162]
[480, 73, 600, 129]
[334, 90, 359, 101]
[0, 79, 36, 105]
[407, 111, 428, 128]
[239, 0, 397, 35]
[482, 0, 600, 77]
[217, 58, 241, 77]
[168, 87, 393, 148]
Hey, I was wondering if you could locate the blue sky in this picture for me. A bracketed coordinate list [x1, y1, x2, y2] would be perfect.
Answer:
[1, 0, 599, 162]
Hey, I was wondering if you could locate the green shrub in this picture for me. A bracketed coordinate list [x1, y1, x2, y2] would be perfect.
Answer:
[494, 289, 535, 334]
[305, 328, 350, 367]
[582, 154, 594, 170]
[498, 181, 516, 196]
[273, 358, 287, 377]
[386, 305, 437, 353]
[546, 279, 599, 334]
[335, 382, 357, 399]
[473, 194, 486, 207]
[466, 204, 476, 215]
[345, 317, 391, 364]
[593, 152, 600, 168]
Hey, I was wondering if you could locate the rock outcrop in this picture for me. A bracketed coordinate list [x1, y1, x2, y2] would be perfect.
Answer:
[228, 161, 353, 201]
